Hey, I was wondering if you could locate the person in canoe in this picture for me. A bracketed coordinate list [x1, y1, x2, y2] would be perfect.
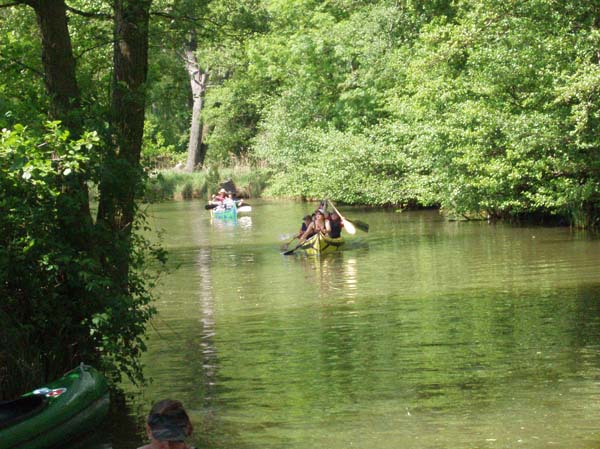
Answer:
[299, 209, 327, 242]
[223, 192, 236, 209]
[209, 188, 227, 206]
[226, 191, 246, 207]
[297, 214, 313, 238]
[325, 211, 343, 238]
[138, 399, 196, 449]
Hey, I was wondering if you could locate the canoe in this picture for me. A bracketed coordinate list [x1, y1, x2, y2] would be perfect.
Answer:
[296, 233, 345, 256]
[0, 364, 110, 449]
[211, 203, 237, 220]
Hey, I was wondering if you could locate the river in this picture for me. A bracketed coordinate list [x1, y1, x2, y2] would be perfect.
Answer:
[81, 199, 600, 449]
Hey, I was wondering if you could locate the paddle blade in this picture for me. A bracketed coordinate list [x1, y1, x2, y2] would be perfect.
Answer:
[342, 218, 356, 235]
[353, 220, 369, 233]
[204, 203, 217, 210]
[282, 241, 302, 255]
[237, 205, 252, 213]
[281, 236, 297, 250]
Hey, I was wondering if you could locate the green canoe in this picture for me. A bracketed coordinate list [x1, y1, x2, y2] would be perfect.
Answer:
[0, 364, 110, 449]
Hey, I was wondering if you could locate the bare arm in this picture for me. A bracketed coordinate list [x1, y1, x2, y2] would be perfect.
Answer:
[325, 219, 332, 236]
[300, 222, 315, 241]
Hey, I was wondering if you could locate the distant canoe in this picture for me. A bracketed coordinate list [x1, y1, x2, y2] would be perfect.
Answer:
[0, 364, 109, 449]
[211, 203, 237, 220]
[296, 233, 345, 256]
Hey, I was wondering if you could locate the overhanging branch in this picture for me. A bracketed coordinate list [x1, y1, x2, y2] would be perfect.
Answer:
[65, 3, 111, 20]
[0, 52, 44, 77]
[0, 2, 25, 8]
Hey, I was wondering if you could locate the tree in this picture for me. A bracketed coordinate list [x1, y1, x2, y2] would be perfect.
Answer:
[183, 31, 209, 171]
[0, 0, 156, 397]
[144, 0, 268, 169]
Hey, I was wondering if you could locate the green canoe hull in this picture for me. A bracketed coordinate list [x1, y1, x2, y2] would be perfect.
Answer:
[0, 364, 109, 449]
[211, 204, 237, 220]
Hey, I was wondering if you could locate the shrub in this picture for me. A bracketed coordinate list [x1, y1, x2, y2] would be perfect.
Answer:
[0, 123, 164, 398]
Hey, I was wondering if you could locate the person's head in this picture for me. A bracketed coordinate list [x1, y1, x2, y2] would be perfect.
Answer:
[218, 188, 227, 196]
[330, 212, 339, 221]
[146, 399, 193, 449]
[315, 210, 324, 220]
[303, 215, 312, 224]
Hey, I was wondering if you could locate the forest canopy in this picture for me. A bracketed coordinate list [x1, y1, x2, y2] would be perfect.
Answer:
[2, 0, 599, 227]
[199, 0, 600, 227]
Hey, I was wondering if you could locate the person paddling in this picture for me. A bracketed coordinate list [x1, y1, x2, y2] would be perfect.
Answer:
[210, 188, 227, 207]
[298, 214, 313, 238]
[326, 211, 343, 238]
[299, 209, 326, 242]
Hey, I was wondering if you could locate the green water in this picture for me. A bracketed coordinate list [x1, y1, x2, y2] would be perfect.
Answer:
[89, 200, 600, 449]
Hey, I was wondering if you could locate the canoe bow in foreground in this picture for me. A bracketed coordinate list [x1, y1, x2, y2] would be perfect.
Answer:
[0, 364, 110, 449]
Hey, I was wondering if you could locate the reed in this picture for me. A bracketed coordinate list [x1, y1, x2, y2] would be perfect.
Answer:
[142, 164, 271, 202]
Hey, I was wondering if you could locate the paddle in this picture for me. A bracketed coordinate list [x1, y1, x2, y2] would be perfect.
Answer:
[281, 235, 298, 250]
[205, 201, 250, 210]
[327, 200, 369, 234]
[352, 219, 370, 233]
[283, 242, 302, 255]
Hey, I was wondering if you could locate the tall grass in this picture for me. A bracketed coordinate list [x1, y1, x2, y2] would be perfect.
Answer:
[142, 163, 272, 202]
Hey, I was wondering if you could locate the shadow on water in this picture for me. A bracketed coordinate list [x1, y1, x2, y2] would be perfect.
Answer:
[64, 391, 143, 449]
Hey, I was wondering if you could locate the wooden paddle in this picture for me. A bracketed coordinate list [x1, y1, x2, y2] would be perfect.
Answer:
[327, 200, 369, 233]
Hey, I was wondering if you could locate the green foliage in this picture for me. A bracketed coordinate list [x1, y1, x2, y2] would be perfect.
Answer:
[144, 171, 206, 202]
[393, 0, 600, 225]
[230, 0, 600, 226]
[143, 164, 271, 202]
[0, 7, 47, 129]
[0, 123, 164, 398]
[142, 119, 181, 169]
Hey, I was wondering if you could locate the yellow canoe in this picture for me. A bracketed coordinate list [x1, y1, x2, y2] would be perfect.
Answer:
[297, 233, 345, 256]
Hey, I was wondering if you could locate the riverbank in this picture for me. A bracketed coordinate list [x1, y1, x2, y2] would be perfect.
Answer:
[140, 169, 591, 229]
[141, 166, 272, 202]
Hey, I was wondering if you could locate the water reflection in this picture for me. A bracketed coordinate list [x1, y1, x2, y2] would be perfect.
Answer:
[196, 246, 218, 400]
[210, 216, 237, 229]
[97, 202, 600, 449]
[298, 253, 359, 299]
[238, 216, 253, 230]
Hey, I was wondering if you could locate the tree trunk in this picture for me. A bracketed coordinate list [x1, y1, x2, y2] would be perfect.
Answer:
[183, 33, 209, 172]
[23, 0, 93, 375]
[96, 0, 151, 286]
[29, 0, 81, 130]
[29, 0, 93, 250]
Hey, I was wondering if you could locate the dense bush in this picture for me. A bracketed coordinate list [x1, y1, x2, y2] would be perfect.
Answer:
[0, 124, 163, 399]
[204, 0, 600, 227]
